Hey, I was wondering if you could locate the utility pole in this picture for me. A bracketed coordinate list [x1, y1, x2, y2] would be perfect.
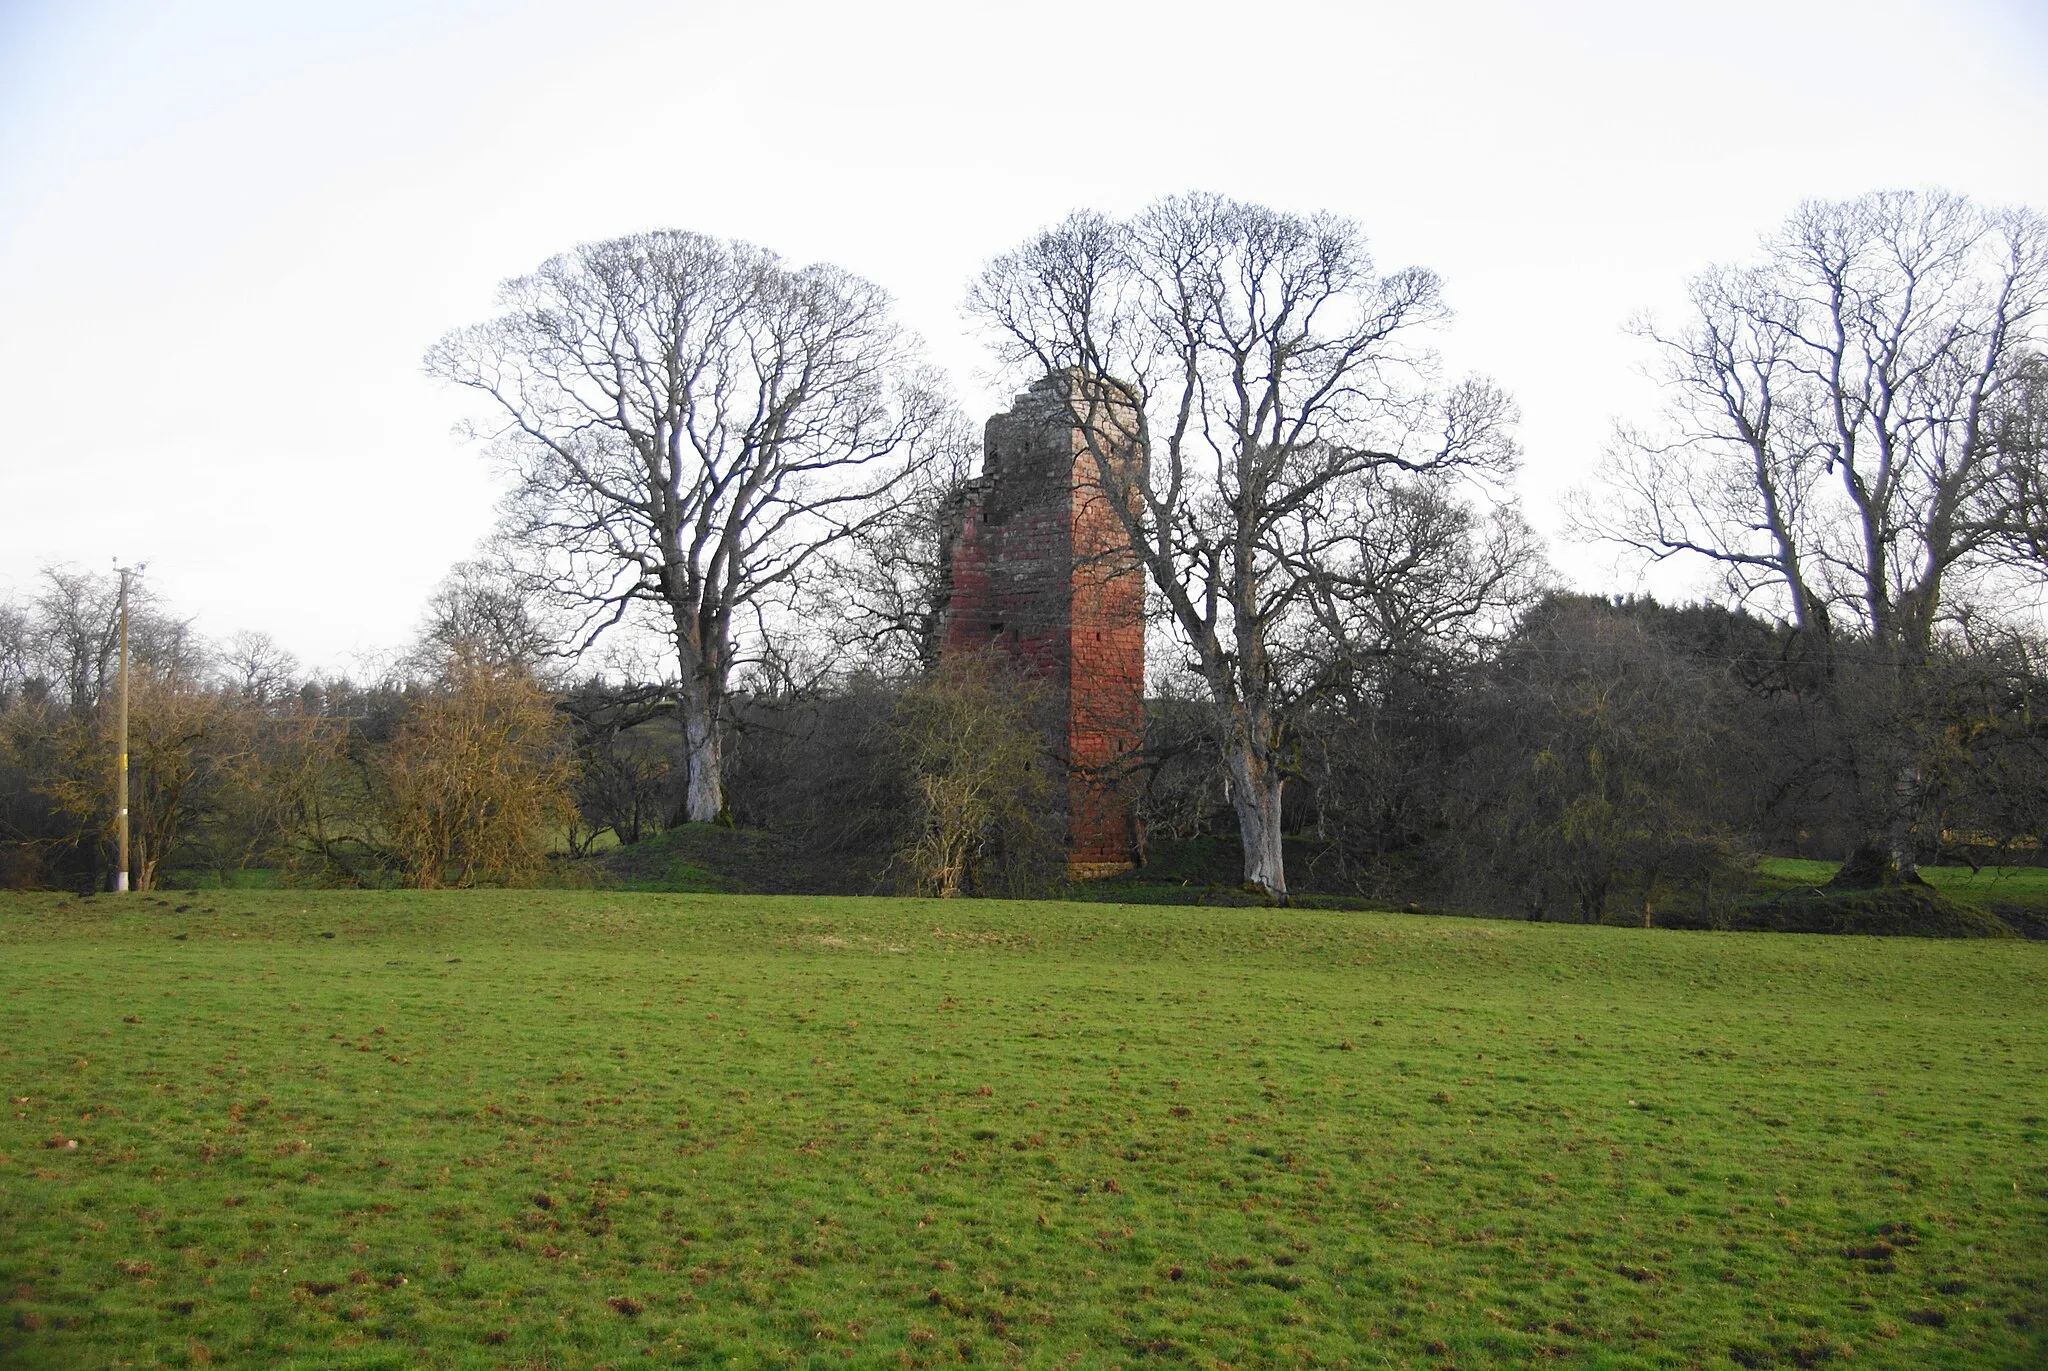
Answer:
[113, 562, 136, 893]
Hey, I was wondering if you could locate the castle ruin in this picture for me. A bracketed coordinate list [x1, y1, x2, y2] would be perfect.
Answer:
[939, 375, 1146, 878]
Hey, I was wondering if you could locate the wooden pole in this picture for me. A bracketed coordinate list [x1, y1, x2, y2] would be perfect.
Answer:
[115, 566, 130, 894]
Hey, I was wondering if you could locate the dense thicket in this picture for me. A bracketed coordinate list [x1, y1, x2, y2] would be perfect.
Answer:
[0, 568, 575, 890]
[5, 564, 2047, 913]
[721, 592, 2048, 917]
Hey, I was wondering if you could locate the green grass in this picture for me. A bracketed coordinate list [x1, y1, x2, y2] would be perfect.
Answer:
[151, 869, 296, 892]
[1756, 858, 2048, 912]
[597, 825, 869, 896]
[2, 893, 2043, 1370]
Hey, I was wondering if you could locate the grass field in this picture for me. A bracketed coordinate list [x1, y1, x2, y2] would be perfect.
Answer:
[2, 893, 2043, 1370]
[1755, 858, 2048, 908]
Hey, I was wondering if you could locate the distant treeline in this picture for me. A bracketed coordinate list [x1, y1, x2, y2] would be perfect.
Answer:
[721, 592, 2048, 918]
[6, 562, 2046, 919]
[0, 565, 576, 891]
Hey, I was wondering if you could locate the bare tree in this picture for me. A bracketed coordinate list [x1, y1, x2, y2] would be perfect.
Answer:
[29, 566, 193, 713]
[427, 230, 947, 823]
[891, 653, 1060, 897]
[823, 413, 978, 676]
[554, 675, 686, 852]
[34, 634, 240, 891]
[219, 630, 301, 707]
[0, 599, 30, 709]
[1987, 350, 2048, 565]
[412, 558, 553, 676]
[379, 647, 577, 888]
[970, 194, 1520, 897]
[1290, 483, 1549, 889]
[204, 705, 348, 880]
[32, 566, 122, 713]
[1295, 478, 1546, 684]
[1580, 190, 2048, 883]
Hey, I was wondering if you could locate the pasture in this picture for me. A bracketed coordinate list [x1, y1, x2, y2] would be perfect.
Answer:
[1755, 858, 2048, 910]
[1, 892, 2043, 1369]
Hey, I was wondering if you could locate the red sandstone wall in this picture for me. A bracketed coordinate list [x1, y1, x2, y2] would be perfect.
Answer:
[938, 375, 1146, 874]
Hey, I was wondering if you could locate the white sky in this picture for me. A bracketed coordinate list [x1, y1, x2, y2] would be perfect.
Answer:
[2, 0, 2044, 673]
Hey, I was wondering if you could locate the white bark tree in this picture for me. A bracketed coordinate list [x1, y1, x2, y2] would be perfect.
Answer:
[428, 230, 948, 823]
[970, 194, 1520, 898]
[1580, 190, 2048, 883]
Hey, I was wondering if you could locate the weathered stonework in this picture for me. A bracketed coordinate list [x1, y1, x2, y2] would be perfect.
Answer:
[941, 374, 1146, 878]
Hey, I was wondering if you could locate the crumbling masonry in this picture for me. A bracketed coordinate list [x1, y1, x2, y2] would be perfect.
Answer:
[940, 374, 1146, 878]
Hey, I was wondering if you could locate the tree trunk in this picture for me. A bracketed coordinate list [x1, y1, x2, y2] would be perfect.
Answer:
[676, 670, 724, 824]
[681, 709, 722, 825]
[1887, 761, 1922, 882]
[937, 831, 967, 898]
[1829, 840, 1928, 890]
[1832, 761, 1926, 889]
[670, 606, 729, 826]
[1225, 744, 1287, 901]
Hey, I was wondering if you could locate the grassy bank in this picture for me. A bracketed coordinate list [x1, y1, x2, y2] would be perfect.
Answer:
[1756, 858, 2048, 908]
[2, 892, 2043, 1368]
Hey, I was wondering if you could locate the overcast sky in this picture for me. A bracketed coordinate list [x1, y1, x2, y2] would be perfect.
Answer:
[2, 0, 2044, 672]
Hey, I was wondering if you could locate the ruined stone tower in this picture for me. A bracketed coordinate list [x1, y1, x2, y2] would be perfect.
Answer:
[940, 374, 1146, 878]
